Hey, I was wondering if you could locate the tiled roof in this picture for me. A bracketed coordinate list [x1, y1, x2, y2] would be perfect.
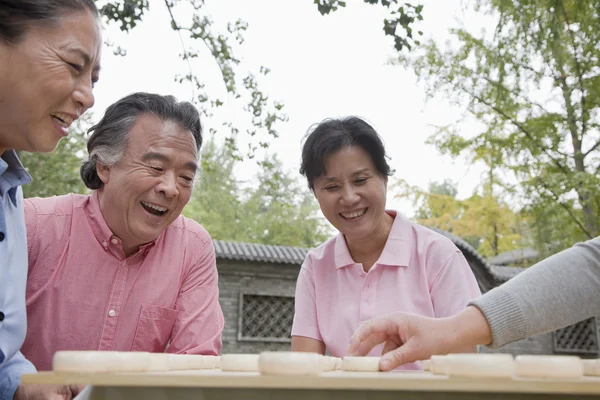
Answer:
[213, 240, 309, 265]
[489, 265, 526, 280]
[488, 247, 539, 266]
[214, 231, 528, 282]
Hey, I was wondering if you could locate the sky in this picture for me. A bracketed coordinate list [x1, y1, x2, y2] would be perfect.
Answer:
[91, 0, 488, 217]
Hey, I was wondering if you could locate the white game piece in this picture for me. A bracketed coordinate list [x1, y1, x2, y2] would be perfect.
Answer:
[147, 353, 170, 372]
[183, 354, 204, 370]
[335, 357, 343, 371]
[318, 355, 330, 372]
[201, 355, 220, 369]
[323, 356, 338, 372]
[429, 355, 447, 375]
[421, 359, 431, 371]
[444, 353, 515, 379]
[583, 359, 600, 376]
[515, 355, 584, 379]
[220, 354, 260, 372]
[53, 351, 120, 373]
[342, 356, 380, 372]
[259, 352, 325, 376]
[168, 354, 190, 370]
[114, 352, 151, 372]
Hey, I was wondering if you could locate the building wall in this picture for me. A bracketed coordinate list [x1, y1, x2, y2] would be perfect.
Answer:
[218, 261, 298, 354]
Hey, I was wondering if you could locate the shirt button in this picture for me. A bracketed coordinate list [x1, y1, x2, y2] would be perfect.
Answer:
[0, 232, 4, 241]
[108, 309, 116, 317]
[102, 241, 108, 248]
[111, 238, 118, 245]
[363, 302, 368, 307]
[0, 312, 4, 321]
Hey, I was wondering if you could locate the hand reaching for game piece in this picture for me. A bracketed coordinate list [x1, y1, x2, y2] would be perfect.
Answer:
[347, 307, 491, 371]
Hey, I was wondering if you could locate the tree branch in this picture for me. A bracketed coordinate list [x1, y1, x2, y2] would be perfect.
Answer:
[163, 0, 196, 100]
[560, 4, 587, 138]
[585, 138, 600, 157]
[467, 90, 571, 176]
[481, 76, 552, 115]
[536, 177, 593, 239]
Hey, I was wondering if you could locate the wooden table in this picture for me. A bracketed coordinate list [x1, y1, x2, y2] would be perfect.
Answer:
[22, 369, 600, 399]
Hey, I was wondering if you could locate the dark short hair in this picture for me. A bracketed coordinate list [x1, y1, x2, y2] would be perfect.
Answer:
[300, 116, 393, 190]
[80, 92, 203, 190]
[0, 0, 99, 44]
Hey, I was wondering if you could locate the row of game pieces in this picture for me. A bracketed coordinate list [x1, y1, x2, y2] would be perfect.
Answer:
[421, 353, 600, 379]
[52, 351, 381, 375]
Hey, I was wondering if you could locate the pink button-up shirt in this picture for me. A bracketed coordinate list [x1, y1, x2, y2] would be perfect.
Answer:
[291, 211, 481, 370]
[21, 192, 224, 371]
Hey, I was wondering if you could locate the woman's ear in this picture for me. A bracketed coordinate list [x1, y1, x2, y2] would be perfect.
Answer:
[96, 162, 110, 184]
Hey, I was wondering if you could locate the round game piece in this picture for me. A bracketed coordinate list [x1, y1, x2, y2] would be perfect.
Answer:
[114, 352, 151, 372]
[201, 355, 220, 369]
[183, 354, 204, 370]
[515, 355, 583, 379]
[583, 359, 600, 376]
[168, 354, 190, 370]
[335, 357, 343, 371]
[342, 356, 380, 372]
[259, 352, 324, 376]
[430, 355, 447, 375]
[444, 353, 515, 379]
[53, 351, 120, 373]
[147, 353, 170, 372]
[220, 354, 260, 372]
[322, 356, 338, 372]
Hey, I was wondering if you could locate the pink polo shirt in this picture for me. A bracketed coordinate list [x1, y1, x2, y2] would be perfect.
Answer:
[21, 192, 224, 371]
[291, 211, 481, 370]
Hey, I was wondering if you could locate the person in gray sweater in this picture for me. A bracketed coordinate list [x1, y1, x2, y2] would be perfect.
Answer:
[347, 236, 600, 371]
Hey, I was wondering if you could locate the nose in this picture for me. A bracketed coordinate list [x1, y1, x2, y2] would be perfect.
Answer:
[340, 185, 360, 205]
[156, 173, 179, 198]
[72, 79, 95, 114]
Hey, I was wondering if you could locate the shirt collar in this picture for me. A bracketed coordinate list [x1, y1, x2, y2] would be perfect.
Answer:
[0, 150, 32, 206]
[333, 210, 412, 269]
[85, 190, 157, 254]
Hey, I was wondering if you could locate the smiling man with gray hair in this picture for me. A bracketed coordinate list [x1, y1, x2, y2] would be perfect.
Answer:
[19, 92, 224, 371]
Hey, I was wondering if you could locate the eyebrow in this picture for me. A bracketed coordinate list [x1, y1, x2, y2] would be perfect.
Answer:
[142, 152, 198, 173]
[319, 168, 372, 182]
[66, 48, 101, 73]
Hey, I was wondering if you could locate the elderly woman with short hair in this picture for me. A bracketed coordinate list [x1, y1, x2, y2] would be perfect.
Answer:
[0, 0, 102, 398]
[291, 117, 482, 370]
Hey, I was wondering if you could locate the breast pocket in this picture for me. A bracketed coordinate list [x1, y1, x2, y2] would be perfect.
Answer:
[131, 304, 179, 352]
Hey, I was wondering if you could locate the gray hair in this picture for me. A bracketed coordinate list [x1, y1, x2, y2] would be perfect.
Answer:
[0, 0, 99, 44]
[80, 92, 203, 190]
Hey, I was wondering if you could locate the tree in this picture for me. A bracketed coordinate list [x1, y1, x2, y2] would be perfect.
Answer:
[20, 119, 90, 198]
[98, 0, 287, 159]
[97, 0, 426, 159]
[315, 0, 424, 51]
[182, 138, 246, 241]
[183, 140, 333, 248]
[394, 178, 525, 258]
[398, 0, 600, 252]
[241, 154, 332, 247]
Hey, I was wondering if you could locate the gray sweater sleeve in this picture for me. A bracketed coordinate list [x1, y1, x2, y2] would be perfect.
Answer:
[469, 236, 600, 349]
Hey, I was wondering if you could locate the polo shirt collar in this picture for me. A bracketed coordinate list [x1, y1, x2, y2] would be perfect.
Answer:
[333, 210, 412, 269]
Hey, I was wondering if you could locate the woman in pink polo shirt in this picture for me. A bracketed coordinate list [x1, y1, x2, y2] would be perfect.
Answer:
[290, 116, 482, 370]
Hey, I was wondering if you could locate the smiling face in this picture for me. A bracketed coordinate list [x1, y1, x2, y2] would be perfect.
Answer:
[97, 114, 199, 255]
[313, 145, 389, 241]
[0, 10, 101, 154]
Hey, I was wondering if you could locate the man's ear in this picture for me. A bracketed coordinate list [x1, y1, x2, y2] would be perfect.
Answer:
[96, 162, 110, 184]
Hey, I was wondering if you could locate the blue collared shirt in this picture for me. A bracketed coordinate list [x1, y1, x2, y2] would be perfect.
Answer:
[0, 150, 36, 400]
